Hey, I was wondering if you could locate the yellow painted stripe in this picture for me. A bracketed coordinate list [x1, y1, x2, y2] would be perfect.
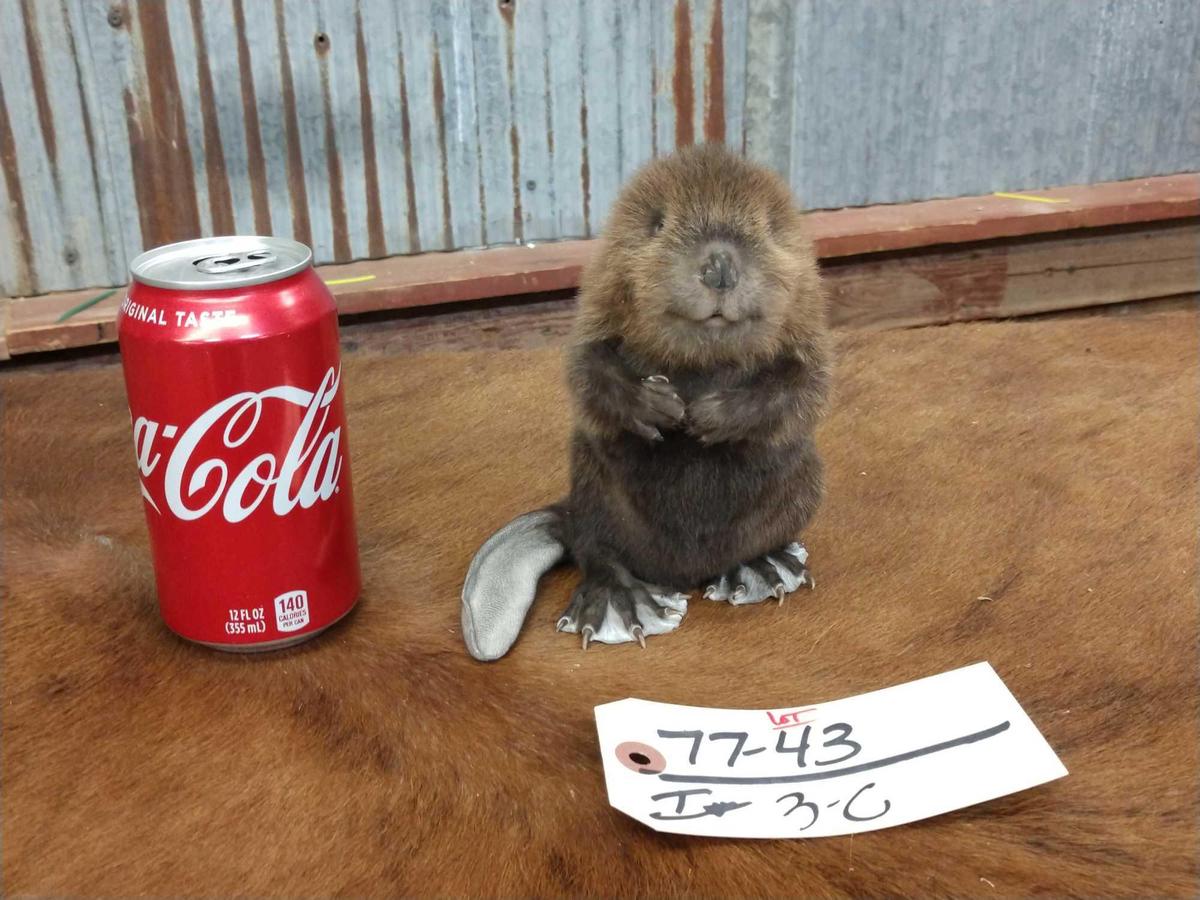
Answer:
[993, 191, 1071, 204]
[323, 274, 377, 286]
[57, 288, 119, 322]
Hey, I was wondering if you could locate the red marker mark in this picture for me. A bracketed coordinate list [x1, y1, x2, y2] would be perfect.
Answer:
[766, 708, 816, 730]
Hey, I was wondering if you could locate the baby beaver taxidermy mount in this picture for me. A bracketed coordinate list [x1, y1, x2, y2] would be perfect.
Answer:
[462, 142, 831, 661]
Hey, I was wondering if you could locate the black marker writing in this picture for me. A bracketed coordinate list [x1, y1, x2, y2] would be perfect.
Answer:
[775, 782, 891, 830]
[657, 721, 1011, 785]
[649, 789, 751, 821]
[655, 723, 862, 772]
[709, 732, 765, 767]
[776, 791, 819, 830]
[656, 730, 704, 765]
[816, 723, 862, 766]
[774, 723, 813, 766]
[843, 782, 891, 822]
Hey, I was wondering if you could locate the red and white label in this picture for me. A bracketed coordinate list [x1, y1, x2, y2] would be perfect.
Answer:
[274, 591, 310, 633]
[130, 367, 344, 523]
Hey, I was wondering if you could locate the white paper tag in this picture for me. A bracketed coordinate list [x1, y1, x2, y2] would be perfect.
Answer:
[593, 662, 1067, 838]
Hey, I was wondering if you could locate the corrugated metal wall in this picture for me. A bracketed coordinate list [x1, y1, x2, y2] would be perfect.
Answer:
[2, 0, 1198, 297]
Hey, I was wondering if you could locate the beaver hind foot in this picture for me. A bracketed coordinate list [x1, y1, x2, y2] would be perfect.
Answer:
[703, 543, 814, 606]
[556, 567, 689, 649]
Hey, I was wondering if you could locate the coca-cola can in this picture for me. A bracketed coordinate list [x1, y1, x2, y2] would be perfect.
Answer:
[117, 235, 361, 651]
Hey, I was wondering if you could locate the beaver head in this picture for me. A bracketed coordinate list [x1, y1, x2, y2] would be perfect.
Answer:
[577, 143, 825, 369]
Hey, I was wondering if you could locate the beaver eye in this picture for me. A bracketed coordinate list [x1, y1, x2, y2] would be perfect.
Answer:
[649, 213, 665, 236]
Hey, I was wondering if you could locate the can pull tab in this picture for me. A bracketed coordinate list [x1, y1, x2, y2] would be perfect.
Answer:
[192, 250, 277, 276]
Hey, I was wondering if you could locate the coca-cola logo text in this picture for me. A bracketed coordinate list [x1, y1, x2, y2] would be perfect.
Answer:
[132, 368, 344, 523]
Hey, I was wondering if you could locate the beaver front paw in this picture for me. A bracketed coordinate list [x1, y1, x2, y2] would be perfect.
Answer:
[556, 576, 688, 649]
[685, 390, 744, 445]
[704, 543, 814, 605]
[627, 375, 686, 442]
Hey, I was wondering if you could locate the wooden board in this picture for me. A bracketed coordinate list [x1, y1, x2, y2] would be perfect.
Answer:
[824, 221, 1200, 331]
[1, 173, 1197, 358]
[0, 241, 593, 359]
[812, 173, 1200, 256]
[336, 221, 1200, 356]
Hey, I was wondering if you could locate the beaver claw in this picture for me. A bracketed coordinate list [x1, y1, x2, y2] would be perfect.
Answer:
[704, 543, 813, 606]
[557, 577, 689, 648]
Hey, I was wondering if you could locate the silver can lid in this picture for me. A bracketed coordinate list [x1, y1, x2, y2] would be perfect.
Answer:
[129, 235, 313, 290]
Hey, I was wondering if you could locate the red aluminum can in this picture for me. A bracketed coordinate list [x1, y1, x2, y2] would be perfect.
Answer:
[117, 236, 361, 651]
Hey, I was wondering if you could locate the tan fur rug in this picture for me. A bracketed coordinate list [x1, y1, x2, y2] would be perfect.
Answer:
[3, 309, 1197, 897]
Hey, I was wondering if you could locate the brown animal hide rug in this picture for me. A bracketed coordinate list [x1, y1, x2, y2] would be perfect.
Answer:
[2, 309, 1197, 896]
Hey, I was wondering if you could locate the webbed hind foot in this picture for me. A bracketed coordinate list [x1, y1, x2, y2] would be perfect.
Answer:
[556, 574, 689, 649]
[703, 543, 813, 606]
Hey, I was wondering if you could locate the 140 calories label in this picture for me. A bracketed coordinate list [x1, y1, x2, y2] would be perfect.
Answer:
[593, 662, 1067, 839]
[274, 591, 310, 633]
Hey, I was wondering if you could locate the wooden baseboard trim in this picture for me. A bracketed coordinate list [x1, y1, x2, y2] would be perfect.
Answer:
[822, 220, 1199, 330]
[2, 173, 1196, 358]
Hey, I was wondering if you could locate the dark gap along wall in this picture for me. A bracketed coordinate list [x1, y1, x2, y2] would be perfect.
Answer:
[1, 0, 1198, 296]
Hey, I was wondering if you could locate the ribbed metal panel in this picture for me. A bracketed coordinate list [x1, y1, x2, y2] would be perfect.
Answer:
[1, 0, 1197, 295]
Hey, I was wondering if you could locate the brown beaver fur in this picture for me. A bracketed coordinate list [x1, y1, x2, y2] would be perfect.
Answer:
[557, 142, 832, 643]
[462, 143, 832, 658]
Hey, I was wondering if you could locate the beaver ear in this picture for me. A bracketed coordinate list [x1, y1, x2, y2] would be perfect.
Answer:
[574, 270, 633, 342]
[608, 277, 636, 314]
[764, 196, 794, 234]
[648, 211, 665, 236]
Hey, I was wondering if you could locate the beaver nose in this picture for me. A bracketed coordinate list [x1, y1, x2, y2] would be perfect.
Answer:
[700, 250, 738, 291]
